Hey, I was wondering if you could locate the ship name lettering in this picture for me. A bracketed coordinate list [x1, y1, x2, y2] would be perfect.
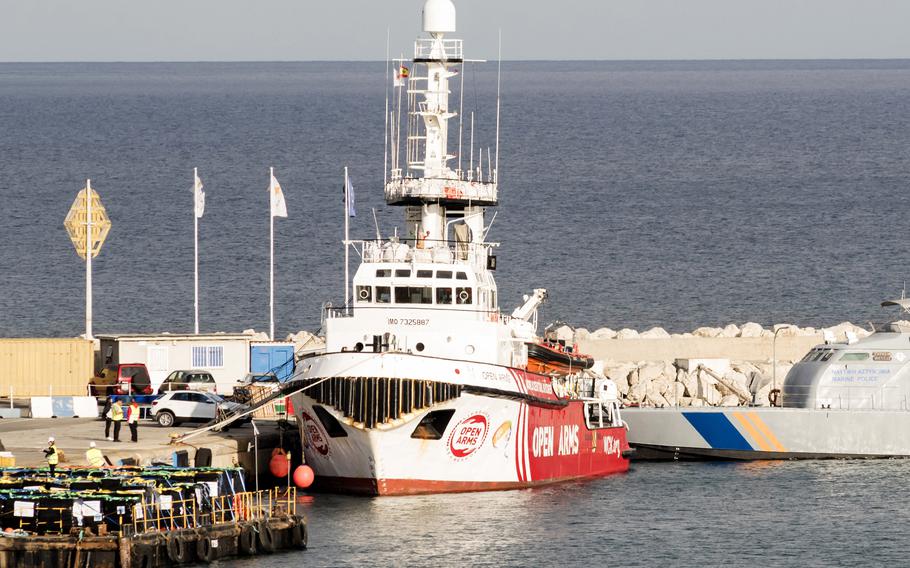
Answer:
[532, 426, 554, 457]
[557, 424, 579, 456]
[456, 426, 483, 446]
[603, 435, 621, 457]
[387, 317, 430, 326]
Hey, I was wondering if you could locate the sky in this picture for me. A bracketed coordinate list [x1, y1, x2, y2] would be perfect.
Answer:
[1, 0, 909, 62]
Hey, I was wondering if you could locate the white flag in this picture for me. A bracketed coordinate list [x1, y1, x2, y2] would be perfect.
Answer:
[194, 171, 205, 218]
[270, 172, 288, 218]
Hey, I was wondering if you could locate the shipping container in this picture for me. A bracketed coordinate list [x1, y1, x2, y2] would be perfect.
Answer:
[0, 338, 93, 397]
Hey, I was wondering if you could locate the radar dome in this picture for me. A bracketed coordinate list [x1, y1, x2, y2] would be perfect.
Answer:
[423, 0, 456, 34]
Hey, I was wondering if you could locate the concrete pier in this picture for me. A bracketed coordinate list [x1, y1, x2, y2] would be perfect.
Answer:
[0, 417, 298, 482]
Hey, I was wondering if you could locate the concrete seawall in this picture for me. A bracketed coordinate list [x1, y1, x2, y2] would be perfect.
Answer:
[578, 334, 823, 363]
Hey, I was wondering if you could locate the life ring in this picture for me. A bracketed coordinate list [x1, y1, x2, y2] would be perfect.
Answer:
[291, 516, 308, 550]
[239, 523, 257, 555]
[166, 533, 192, 563]
[195, 536, 218, 563]
[458, 290, 469, 302]
[257, 520, 276, 553]
[359, 288, 370, 299]
[769, 389, 781, 407]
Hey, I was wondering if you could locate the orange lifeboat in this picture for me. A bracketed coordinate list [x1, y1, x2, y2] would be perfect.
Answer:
[526, 339, 594, 375]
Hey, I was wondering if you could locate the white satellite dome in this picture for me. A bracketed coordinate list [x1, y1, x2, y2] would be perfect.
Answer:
[422, 0, 456, 34]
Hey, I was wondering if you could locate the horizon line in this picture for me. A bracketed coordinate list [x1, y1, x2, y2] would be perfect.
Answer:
[2, 57, 910, 65]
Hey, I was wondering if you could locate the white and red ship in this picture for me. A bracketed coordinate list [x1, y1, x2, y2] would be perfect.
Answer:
[289, 0, 630, 495]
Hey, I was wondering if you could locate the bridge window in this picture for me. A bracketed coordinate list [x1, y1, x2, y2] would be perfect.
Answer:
[840, 352, 869, 361]
[356, 285, 372, 302]
[395, 286, 433, 304]
[456, 272, 468, 280]
[417, 270, 433, 278]
[376, 286, 392, 303]
[395, 269, 411, 277]
[436, 270, 453, 279]
[376, 269, 391, 277]
[436, 287, 453, 304]
[456, 287, 473, 305]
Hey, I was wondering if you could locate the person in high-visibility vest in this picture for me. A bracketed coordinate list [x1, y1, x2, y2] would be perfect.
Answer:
[86, 441, 105, 467]
[127, 400, 141, 442]
[43, 436, 59, 475]
[110, 399, 124, 442]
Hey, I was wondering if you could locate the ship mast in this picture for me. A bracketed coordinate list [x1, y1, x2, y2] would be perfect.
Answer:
[385, 0, 498, 258]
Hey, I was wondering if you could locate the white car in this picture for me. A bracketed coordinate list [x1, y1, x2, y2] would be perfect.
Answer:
[150, 390, 247, 427]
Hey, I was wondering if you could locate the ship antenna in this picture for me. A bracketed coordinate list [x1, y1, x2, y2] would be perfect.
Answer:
[494, 28, 502, 183]
[383, 27, 391, 186]
[371, 207, 382, 240]
[458, 51, 465, 177]
[469, 111, 475, 181]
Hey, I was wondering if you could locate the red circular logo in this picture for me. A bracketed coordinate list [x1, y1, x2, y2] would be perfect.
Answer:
[448, 414, 489, 459]
[301, 411, 330, 456]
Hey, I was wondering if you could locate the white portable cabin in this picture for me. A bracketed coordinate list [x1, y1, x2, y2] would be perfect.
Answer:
[97, 332, 259, 393]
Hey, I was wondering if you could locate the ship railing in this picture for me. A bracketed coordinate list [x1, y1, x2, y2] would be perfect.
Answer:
[350, 238, 499, 271]
[781, 383, 910, 411]
[385, 176, 498, 203]
[414, 38, 463, 61]
[324, 303, 511, 324]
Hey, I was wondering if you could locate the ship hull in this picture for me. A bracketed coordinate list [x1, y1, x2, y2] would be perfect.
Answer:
[623, 406, 910, 460]
[289, 353, 630, 496]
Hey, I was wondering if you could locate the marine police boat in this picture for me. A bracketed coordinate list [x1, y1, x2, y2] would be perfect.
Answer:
[623, 299, 910, 460]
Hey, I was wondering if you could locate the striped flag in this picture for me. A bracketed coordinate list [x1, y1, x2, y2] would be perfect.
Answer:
[344, 170, 356, 218]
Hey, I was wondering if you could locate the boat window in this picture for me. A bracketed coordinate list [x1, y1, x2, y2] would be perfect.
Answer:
[376, 286, 392, 303]
[811, 351, 826, 362]
[356, 285, 372, 303]
[821, 350, 835, 361]
[840, 352, 869, 361]
[800, 350, 816, 363]
[395, 269, 411, 277]
[376, 269, 391, 278]
[416, 270, 433, 278]
[456, 287, 473, 305]
[456, 272, 468, 280]
[395, 286, 433, 304]
[410, 409, 457, 440]
[436, 287, 453, 305]
[436, 270, 453, 279]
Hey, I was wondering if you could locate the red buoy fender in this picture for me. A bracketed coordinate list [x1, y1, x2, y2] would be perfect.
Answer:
[293, 465, 315, 488]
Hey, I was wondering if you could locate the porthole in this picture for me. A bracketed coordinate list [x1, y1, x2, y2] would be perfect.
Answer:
[416, 342, 425, 352]
[354, 342, 364, 352]
[465, 345, 475, 355]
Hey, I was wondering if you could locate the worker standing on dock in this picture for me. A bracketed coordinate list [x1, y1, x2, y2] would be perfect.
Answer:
[44, 437, 59, 475]
[127, 399, 140, 442]
[86, 442, 105, 467]
[102, 397, 113, 440]
[110, 399, 124, 442]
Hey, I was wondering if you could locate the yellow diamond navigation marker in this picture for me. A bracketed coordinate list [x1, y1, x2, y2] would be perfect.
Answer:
[64, 184, 111, 259]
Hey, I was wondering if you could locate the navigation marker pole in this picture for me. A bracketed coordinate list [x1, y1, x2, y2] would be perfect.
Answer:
[85, 179, 93, 340]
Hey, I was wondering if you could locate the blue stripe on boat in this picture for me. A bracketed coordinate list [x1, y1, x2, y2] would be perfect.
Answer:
[682, 412, 753, 451]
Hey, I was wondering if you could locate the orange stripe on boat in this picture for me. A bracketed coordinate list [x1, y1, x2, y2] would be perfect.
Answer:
[745, 413, 787, 453]
[732, 412, 773, 452]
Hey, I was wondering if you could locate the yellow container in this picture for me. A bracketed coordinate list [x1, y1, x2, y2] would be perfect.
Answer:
[0, 456, 16, 467]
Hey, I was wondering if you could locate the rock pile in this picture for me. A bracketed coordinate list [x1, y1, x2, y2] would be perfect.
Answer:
[572, 321, 874, 343]
[603, 359, 794, 408]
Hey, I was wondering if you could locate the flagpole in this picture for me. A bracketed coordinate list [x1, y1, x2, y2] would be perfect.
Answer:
[270, 167, 276, 341]
[344, 167, 350, 313]
[85, 179, 93, 340]
[193, 168, 200, 334]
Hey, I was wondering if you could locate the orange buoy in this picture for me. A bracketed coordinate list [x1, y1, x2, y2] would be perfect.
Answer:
[269, 453, 290, 478]
[293, 465, 315, 488]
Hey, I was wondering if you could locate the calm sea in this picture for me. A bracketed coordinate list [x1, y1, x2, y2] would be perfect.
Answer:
[3, 60, 910, 338]
[3, 61, 910, 566]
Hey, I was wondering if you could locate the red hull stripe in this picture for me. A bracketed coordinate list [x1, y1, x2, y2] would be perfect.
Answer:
[312, 470, 630, 496]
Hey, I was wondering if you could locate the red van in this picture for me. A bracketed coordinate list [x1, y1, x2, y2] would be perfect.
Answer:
[113, 363, 153, 396]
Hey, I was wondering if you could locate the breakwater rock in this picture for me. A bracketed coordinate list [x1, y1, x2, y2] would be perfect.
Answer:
[565, 321, 878, 408]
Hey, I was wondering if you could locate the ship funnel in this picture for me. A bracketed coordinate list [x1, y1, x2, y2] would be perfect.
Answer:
[423, 0, 456, 34]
